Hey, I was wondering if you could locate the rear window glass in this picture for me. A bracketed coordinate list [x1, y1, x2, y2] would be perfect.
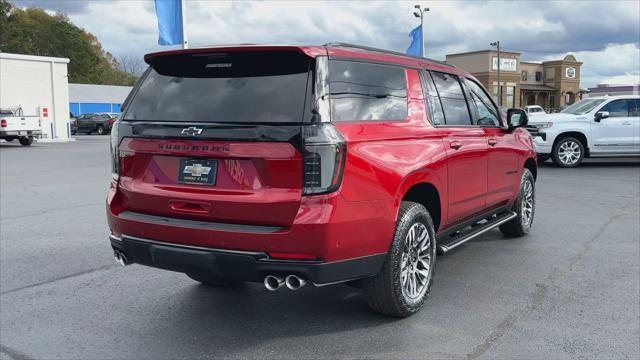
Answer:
[431, 72, 472, 126]
[328, 60, 407, 121]
[421, 71, 445, 125]
[123, 51, 311, 123]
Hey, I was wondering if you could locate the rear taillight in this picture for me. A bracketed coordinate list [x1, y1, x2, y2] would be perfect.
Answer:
[108, 118, 114, 126]
[0, 119, 7, 128]
[302, 124, 346, 195]
[110, 121, 120, 180]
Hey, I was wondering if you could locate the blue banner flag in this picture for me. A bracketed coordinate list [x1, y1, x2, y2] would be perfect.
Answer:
[406, 25, 423, 57]
[155, 0, 184, 46]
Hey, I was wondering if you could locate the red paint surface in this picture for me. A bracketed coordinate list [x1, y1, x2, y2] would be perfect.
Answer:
[108, 45, 536, 263]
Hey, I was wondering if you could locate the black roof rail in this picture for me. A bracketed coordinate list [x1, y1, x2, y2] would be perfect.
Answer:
[324, 42, 455, 68]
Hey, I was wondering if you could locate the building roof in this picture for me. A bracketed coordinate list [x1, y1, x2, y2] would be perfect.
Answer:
[588, 85, 639, 93]
[69, 83, 133, 103]
[0, 52, 70, 64]
[446, 49, 520, 57]
[520, 84, 556, 91]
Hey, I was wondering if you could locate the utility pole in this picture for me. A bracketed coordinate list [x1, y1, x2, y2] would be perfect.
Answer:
[490, 41, 501, 106]
[413, 5, 430, 57]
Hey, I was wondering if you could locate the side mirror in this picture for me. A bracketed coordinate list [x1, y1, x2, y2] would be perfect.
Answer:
[594, 111, 609, 122]
[507, 108, 528, 130]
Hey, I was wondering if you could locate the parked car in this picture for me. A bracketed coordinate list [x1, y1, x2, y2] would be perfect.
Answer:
[70, 112, 78, 135]
[527, 95, 640, 167]
[76, 112, 118, 135]
[524, 105, 546, 116]
[107, 44, 537, 317]
[0, 106, 42, 146]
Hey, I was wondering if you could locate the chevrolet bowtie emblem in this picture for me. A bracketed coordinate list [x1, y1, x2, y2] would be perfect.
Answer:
[183, 163, 212, 177]
[181, 127, 203, 136]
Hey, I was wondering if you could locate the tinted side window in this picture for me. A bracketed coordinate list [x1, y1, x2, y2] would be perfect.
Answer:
[430, 72, 471, 125]
[632, 99, 640, 117]
[462, 78, 500, 127]
[329, 60, 407, 121]
[421, 71, 445, 125]
[601, 100, 630, 117]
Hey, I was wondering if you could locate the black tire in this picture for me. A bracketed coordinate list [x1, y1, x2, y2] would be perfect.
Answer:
[186, 272, 235, 286]
[4, 137, 15, 142]
[552, 137, 584, 167]
[500, 168, 535, 238]
[363, 201, 437, 317]
[96, 125, 106, 135]
[18, 137, 33, 146]
[71, 131, 77, 135]
[537, 154, 550, 163]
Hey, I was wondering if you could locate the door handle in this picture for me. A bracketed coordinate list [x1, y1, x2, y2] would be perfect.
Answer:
[488, 138, 498, 146]
[622, 121, 632, 125]
[449, 140, 463, 149]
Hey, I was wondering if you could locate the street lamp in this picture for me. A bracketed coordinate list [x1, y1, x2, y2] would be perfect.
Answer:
[490, 40, 501, 106]
[413, 5, 430, 57]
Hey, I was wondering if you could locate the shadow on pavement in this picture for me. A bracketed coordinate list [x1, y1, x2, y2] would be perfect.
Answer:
[135, 281, 398, 357]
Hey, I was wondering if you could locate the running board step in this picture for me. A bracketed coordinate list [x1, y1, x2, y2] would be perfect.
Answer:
[437, 211, 517, 254]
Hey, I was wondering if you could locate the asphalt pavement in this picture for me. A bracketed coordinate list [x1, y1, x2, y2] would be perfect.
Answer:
[1, 135, 639, 359]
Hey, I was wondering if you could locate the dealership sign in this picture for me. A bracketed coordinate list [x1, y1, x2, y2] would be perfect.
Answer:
[492, 57, 517, 72]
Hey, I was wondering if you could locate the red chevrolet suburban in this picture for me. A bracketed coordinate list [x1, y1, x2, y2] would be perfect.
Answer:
[107, 43, 537, 317]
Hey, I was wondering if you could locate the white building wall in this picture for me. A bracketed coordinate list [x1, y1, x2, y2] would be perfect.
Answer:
[0, 53, 71, 141]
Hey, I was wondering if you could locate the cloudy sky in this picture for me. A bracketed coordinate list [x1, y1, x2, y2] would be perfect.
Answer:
[13, 0, 640, 87]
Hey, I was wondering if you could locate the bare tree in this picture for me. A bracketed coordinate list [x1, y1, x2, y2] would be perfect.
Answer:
[118, 54, 146, 78]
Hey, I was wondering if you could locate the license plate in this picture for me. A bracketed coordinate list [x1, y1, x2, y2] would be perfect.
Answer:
[178, 159, 217, 186]
[18, 131, 26, 135]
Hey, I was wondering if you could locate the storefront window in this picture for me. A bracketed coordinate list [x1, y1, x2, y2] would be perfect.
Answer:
[506, 86, 515, 108]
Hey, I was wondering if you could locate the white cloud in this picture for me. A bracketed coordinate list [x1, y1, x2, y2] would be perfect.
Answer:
[598, 73, 640, 85]
[542, 43, 640, 87]
[12, 0, 640, 88]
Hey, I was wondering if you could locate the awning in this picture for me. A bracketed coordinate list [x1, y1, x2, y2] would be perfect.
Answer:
[520, 84, 556, 92]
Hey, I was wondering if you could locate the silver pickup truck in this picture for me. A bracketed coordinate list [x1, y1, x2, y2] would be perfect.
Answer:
[0, 107, 42, 146]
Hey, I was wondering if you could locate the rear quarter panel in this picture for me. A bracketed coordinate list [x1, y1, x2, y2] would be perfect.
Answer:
[332, 69, 448, 256]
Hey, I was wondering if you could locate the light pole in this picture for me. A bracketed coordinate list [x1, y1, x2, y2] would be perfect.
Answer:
[490, 41, 501, 106]
[413, 5, 429, 57]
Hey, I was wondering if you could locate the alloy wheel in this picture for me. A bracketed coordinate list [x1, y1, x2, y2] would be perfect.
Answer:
[400, 223, 433, 301]
[521, 179, 534, 226]
[557, 140, 581, 166]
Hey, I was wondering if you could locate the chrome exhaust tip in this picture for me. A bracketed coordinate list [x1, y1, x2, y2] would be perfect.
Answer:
[113, 250, 128, 266]
[264, 275, 284, 291]
[285, 275, 307, 290]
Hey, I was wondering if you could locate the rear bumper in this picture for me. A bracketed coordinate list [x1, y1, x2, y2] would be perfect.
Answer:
[110, 234, 385, 285]
[0, 130, 42, 137]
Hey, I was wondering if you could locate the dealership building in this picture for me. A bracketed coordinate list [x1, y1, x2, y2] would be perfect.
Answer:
[586, 83, 640, 97]
[0, 52, 71, 141]
[446, 50, 584, 111]
[69, 83, 132, 117]
[1, 52, 134, 142]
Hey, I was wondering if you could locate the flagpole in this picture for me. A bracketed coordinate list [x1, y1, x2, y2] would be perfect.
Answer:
[181, 0, 188, 49]
[413, 5, 429, 57]
[420, 11, 424, 57]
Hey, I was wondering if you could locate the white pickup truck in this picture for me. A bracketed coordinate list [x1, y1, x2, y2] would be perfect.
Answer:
[0, 107, 42, 146]
[527, 95, 640, 167]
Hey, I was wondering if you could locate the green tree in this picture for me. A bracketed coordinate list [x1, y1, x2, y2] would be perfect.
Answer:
[0, 0, 137, 85]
